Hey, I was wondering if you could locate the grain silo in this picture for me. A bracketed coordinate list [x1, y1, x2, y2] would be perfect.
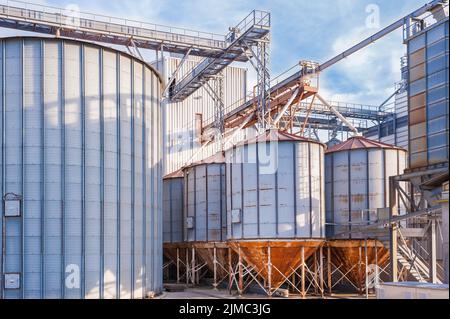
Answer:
[325, 136, 407, 238]
[225, 130, 326, 295]
[0, 37, 163, 299]
[324, 136, 407, 292]
[181, 152, 229, 287]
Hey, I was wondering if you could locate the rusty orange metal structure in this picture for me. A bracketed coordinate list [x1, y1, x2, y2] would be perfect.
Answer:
[227, 240, 325, 297]
[326, 240, 390, 294]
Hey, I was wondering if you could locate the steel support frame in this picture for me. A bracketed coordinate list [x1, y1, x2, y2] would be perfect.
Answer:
[241, 38, 271, 131]
[325, 241, 388, 296]
[388, 169, 445, 284]
[226, 244, 325, 298]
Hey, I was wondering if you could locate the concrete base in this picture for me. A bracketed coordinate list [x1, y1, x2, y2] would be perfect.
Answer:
[376, 282, 449, 299]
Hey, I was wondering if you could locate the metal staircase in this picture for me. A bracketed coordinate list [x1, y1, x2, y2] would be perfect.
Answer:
[169, 10, 270, 103]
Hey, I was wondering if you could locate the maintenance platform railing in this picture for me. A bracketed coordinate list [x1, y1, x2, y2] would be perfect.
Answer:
[0, 0, 233, 57]
[169, 10, 270, 102]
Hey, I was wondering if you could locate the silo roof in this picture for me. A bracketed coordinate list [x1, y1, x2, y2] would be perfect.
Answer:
[232, 130, 325, 148]
[325, 136, 406, 154]
[164, 169, 184, 179]
[183, 151, 225, 169]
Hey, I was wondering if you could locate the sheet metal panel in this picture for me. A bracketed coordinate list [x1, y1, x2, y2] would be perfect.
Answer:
[162, 56, 247, 175]
[325, 145, 407, 239]
[183, 162, 225, 242]
[163, 177, 184, 243]
[227, 140, 325, 240]
[0, 37, 163, 299]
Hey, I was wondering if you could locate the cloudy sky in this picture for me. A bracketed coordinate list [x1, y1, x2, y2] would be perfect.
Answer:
[1, 0, 427, 105]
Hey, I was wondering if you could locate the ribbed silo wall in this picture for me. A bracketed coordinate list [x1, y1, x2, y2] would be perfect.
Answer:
[163, 176, 184, 243]
[0, 37, 163, 299]
[226, 139, 326, 240]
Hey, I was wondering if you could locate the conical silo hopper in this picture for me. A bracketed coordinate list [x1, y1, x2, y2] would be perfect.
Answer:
[327, 240, 389, 292]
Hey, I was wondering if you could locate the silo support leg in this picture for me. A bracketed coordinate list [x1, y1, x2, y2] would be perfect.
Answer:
[186, 248, 189, 285]
[358, 244, 362, 295]
[301, 246, 305, 299]
[320, 246, 324, 296]
[267, 245, 272, 296]
[213, 247, 218, 290]
[228, 248, 233, 294]
[238, 246, 243, 296]
[176, 248, 180, 284]
[327, 246, 332, 296]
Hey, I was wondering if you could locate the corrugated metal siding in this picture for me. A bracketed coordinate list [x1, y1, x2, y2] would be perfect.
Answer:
[184, 163, 226, 242]
[0, 38, 163, 299]
[325, 147, 407, 239]
[226, 140, 326, 240]
[407, 20, 449, 169]
[163, 177, 184, 243]
[161, 56, 248, 175]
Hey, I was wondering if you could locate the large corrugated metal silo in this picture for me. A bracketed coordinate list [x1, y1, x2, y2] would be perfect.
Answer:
[0, 37, 163, 299]
[225, 130, 325, 291]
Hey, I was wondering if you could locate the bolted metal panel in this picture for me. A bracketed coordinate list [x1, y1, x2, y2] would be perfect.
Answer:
[226, 137, 326, 240]
[325, 140, 407, 239]
[163, 176, 184, 244]
[0, 37, 163, 299]
[183, 161, 226, 243]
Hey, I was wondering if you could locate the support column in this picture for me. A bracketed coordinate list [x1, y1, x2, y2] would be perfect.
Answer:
[228, 247, 233, 294]
[301, 246, 305, 298]
[320, 246, 324, 296]
[213, 246, 218, 290]
[327, 245, 332, 295]
[389, 177, 399, 282]
[358, 244, 362, 295]
[375, 242, 379, 287]
[365, 239, 369, 299]
[186, 248, 189, 285]
[429, 219, 437, 284]
[313, 251, 318, 295]
[176, 248, 180, 284]
[268, 245, 272, 296]
[191, 246, 195, 285]
[238, 245, 243, 296]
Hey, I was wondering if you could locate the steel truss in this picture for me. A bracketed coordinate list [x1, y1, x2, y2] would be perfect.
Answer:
[389, 165, 448, 284]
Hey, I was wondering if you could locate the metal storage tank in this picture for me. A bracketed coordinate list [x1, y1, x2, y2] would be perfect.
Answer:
[325, 136, 407, 239]
[0, 37, 163, 299]
[225, 130, 325, 292]
[183, 152, 226, 243]
[163, 170, 184, 244]
[226, 130, 326, 240]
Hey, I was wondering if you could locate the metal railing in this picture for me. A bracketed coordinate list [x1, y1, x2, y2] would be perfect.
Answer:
[226, 9, 270, 43]
[403, 2, 449, 40]
[0, 0, 228, 49]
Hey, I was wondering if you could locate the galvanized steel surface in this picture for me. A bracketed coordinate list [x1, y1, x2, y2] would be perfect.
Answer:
[226, 135, 326, 240]
[0, 37, 163, 299]
[160, 56, 249, 175]
[163, 176, 184, 244]
[183, 160, 226, 242]
[325, 139, 407, 239]
[407, 19, 449, 169]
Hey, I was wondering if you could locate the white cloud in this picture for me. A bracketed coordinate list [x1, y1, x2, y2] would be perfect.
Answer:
[320, 25, 405, 105]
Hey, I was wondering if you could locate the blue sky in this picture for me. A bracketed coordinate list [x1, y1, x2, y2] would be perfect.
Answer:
[1, 0, 428, 105]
